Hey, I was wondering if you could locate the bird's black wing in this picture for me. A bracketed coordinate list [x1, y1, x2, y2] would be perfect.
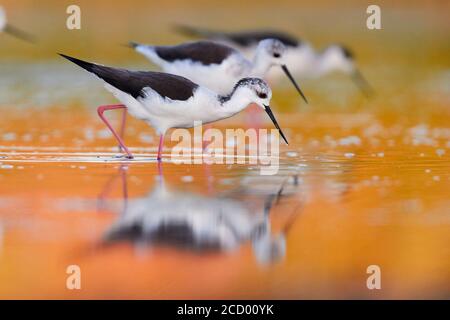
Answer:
[225, 31, 300, 48]
[174, 25, 300, 48]
[154, 41, 235, 65]
[59, 54, 198, 101]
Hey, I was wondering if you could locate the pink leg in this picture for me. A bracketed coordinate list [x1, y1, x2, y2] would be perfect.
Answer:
[118, 108, 127, 153]
[156, 160, 165, 188]
[97, 104, 133, 159]
[97, 164, 128, 213]
[157, 160, 163, 177]
[157, 134, 164, 161]
[157, 138, 164, 185]
[97, 171, 118, 212]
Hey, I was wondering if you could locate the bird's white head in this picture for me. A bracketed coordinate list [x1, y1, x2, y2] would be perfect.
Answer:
[227, 77, 272, 109]
[254, 39, 287, 67]
[319, 45, 374, 97]
[222, 78, 288, 144]
[319, 44, 356, 74]
[0, 6, 7, 31]
[251, 39, 309, 104]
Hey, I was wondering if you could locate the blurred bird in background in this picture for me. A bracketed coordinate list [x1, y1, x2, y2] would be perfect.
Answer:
[175, 25, 374, 97]
[0, 5, 36, 43]
[128, 39, 308, 103]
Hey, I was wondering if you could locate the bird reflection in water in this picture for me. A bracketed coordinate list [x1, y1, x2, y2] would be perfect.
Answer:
[98, 165, 302, 265]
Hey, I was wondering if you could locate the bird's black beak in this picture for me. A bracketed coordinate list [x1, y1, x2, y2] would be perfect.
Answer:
[264, 105, 288, 145]
[281, 65, 308, 104]
[352, 69, 374, 98]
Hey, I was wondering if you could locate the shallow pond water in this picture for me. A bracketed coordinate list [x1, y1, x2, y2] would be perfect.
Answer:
[0, 105, 449, 299]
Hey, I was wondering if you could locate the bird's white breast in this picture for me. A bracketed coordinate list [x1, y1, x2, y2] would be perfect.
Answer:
[105, 84, 223, 134]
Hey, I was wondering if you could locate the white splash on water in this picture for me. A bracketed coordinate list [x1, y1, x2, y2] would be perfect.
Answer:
[339, 136, 361, 146]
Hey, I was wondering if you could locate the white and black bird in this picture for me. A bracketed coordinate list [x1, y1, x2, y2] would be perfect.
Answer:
[102, 170, 300, 264]
[0, 6, 35, 43]
[59, 54, 288, 161]
[175, 25, 374, 97]
[128, 39, 308, 103]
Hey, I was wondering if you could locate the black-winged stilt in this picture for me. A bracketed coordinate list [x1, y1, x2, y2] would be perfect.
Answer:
[0, 6, 35, 43]
[103, 166, 301, 264]
[59, 54, 288, 161]
[175, 25, 374, 97]
[128, 40, 308, 103]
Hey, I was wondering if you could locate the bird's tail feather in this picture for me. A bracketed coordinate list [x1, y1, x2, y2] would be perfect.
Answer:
[58, 53, 136, 98]
[58, 53, 96, 73]
[128, 41, 140, 49]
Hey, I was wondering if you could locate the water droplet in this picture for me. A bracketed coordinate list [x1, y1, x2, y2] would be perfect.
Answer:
[181, 175, 193, 183]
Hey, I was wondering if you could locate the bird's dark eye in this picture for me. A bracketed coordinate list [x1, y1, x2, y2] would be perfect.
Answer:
[273, 53, 281, 58]
[258, 92, 267, 99]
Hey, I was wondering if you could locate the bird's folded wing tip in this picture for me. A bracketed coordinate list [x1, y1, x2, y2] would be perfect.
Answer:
[128, 41, 139, 48]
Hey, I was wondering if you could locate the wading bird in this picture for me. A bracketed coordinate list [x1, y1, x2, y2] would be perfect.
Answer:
[101, 167, 301, 264]
[128, 39, 308, 103]
[0, 6, 36, 43]
[59, 54, 288, 161]
[175, 25, 373, 97]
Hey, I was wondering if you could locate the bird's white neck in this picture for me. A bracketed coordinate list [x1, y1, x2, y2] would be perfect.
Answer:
[218, 89, 254, 118]
[314, 49, 352, 77]
[249, 51, 273, 78]
[313, 52, 337, 76]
